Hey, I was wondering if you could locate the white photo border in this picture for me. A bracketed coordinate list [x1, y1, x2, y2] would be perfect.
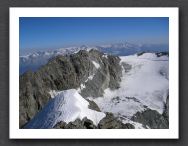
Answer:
[9, 7, 179, 139]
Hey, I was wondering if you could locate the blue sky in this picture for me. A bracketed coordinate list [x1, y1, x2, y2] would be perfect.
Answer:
[20, 17, 169, 52]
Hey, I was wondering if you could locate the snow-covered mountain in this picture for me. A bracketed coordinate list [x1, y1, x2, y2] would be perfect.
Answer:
[19, 43, 168, 74]
[97, 43, 168, 56]
[89, 53, 169, 128]
[25, 89, 105, 129]
[19, 45, 95, 74]
[20, 50, 169, 129]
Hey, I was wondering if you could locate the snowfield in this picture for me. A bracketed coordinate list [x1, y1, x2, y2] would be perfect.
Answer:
[90, 53, 169, 126]
[25, 89, 105, 129]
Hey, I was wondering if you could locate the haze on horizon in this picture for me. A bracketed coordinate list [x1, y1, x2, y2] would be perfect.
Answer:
[20, 17, 169, 54]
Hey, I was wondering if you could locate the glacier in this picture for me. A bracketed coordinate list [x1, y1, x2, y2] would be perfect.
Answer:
[88, 53, 169, 127]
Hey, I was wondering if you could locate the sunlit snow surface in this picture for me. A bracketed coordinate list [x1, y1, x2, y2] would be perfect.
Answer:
[25, 89, 105, 129]
[89, 53, 169, 127]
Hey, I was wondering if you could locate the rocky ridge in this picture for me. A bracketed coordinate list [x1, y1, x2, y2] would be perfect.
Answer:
[19, 49, 122, 128]
[53, 113, 135, 129]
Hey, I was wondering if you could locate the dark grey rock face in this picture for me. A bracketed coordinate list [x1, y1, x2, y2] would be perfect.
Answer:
[19, 49, 122, 128]
[137, 51, 169, 57]
[131, 109, 169, 129]
[123, 123, 135, 129]
[82, 118, 97, 129]
[64, 119, 87, 129]
[137, 52, 146, 56]
[53, 114, 135, 129]
[53, 117, 97, 129]
[79, 50, 122, 98]
[53, 121, 67, 129]
[86, 99, 101, 112]
[107, 55, 122, 89]
[98, 113, 135, 129]
[155, 52, 169, 57]
[162, 95, 169, 122]
[131, 94, 169, 129]
[121, 62, 132, 73]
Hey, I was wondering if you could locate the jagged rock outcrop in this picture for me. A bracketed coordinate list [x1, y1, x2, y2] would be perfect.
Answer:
[98, 113, 135, 129]
[87, 99, 101, 112]
[162, 95, 169, 125]
[137, 51, 169, 57]
[53, 121, 67, 129]
[155, 52, 169, 57]
[54, 117, 97, 129]
[131, 109, 169, 129]
[131, 94, 169, 129]
[19, 49, 122, 128]
[53, 113, 135, 129]
[121, 62, 132, 73]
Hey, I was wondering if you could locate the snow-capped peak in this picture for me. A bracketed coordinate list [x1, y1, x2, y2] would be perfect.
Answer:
[20, 43, 168, 75]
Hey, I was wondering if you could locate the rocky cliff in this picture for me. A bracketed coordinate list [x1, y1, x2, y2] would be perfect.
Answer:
[19, 49, 122, 128]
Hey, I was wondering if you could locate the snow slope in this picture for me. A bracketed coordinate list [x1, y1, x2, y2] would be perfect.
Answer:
[25, 89, 105, 129]
[90, 53, 169, 124]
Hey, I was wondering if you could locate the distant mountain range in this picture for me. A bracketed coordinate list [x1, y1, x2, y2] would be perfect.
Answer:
[20, 43, 168, 74]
